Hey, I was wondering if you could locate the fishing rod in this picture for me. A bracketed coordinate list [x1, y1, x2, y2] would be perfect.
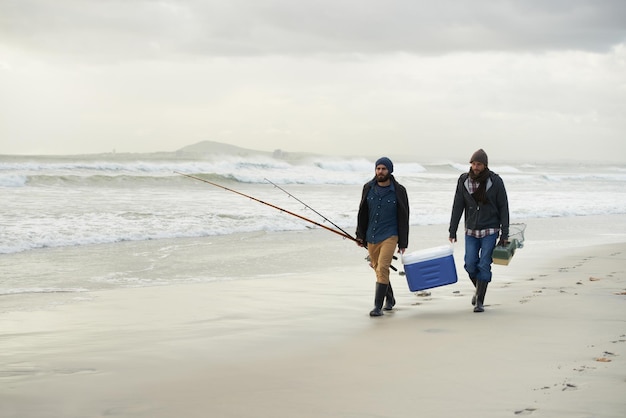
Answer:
[174, 172, 357, 243]
[264, 178, 355, 240]
[263, 178, 401, 272]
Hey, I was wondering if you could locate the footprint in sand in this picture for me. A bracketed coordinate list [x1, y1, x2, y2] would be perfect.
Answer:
[595, 351, 617, 362]
[519, 289, 544, 304]
[514, 408, 537, 415]
[562, 383, 577, 391]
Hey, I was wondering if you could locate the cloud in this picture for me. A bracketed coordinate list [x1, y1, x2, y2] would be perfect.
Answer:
[0, 1, 624, 161]
[1, 0, 625, 62]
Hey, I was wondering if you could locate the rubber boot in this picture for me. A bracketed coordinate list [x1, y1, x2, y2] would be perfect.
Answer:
[470, 276, 477, 306]
[383, 283, 396, 311]
[370, 283, 389, 317]
[473, 280, 489, 313]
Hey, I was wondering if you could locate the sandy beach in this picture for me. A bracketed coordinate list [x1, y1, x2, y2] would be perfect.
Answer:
[1, 215, 625, 418]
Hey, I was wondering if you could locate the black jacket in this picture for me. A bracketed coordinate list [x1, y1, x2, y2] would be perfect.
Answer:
[356, 175, 410, 249]
[449, 171, 509, 241]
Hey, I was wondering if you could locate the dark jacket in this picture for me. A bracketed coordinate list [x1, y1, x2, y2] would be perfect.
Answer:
[449, 171, 509, 241]
[356, 175, 410, 249]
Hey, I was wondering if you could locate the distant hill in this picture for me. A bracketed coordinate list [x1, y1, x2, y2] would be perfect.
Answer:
[0, 140, 320, 160]
[176, 140, 321, 161]
[176, 140, 272, 157]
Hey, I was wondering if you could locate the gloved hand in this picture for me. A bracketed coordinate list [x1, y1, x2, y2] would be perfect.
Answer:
[497, 238, 510, 247]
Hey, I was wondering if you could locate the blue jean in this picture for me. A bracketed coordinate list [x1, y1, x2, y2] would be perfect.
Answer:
[464, 233, 498, 283]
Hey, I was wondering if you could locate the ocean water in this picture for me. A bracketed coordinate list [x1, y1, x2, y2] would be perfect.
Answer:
[2, 153, 625, 255]
[1, 152, 625, 306]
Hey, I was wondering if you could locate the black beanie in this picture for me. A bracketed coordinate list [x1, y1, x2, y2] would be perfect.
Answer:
[470, 149, 488, 166]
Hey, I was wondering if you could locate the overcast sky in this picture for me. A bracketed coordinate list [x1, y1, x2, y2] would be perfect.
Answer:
[1, 0, 625, 162]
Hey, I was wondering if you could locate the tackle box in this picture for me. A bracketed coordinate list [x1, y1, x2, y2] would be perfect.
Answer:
[492, 239, 520, 265]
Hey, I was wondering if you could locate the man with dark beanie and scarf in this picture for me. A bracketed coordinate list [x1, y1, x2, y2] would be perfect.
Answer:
[356, 157, 410, 317]
[448, 149, 510, 312]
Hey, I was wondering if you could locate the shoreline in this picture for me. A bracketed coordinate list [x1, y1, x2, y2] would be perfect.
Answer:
[1, 213, 626, 315]
[1, 214, 625, 417]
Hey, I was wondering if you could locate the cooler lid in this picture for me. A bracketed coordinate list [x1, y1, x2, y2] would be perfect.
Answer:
[402, 245, 454, 265]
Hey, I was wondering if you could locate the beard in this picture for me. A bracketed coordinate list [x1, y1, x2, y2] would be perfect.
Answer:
[376, 173, 391, 183]
[469, 167, 489, 181]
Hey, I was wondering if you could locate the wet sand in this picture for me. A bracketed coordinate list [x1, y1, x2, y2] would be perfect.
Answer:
[1, 215, 625, 417]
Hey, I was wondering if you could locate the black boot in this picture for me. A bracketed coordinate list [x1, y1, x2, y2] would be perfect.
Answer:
[383, 283, 396, 311]
[370, 283, 389, 317]
[470, 276, 477, 306]
[473, 280, 489, 313]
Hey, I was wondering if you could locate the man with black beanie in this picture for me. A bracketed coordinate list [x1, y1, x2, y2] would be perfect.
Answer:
[356, 157, 410, 317]
[448, 149, 510, 312]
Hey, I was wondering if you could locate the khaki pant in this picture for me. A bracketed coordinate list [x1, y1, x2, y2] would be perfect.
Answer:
[367, 236, 398, 284]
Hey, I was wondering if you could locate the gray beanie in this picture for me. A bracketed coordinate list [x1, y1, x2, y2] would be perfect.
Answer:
[375, 157, 393, 173]
[470, 149, 488, 166]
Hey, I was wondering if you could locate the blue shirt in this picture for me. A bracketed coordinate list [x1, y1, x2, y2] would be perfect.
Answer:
[366, 182, 399, 244]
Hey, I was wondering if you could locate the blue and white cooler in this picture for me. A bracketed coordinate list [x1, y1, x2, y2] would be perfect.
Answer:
[402, 245, 458, 292]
